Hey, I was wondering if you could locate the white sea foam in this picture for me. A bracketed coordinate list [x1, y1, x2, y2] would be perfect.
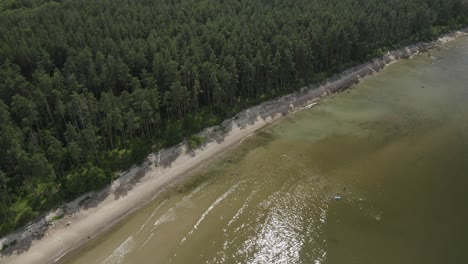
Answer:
[154, 208, 176, 227]
[180, 182, 240, 246]
[227, 192, 255, 227]
[136, 200, 167, 235]
[139, 182, 211, 250]
[101, 236, 135, 264]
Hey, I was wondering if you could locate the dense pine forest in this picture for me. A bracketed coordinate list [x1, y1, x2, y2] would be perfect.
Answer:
[0, 0, 467, 237]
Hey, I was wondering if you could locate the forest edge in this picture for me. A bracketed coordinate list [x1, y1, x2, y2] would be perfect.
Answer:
[0, 27, 467, 264]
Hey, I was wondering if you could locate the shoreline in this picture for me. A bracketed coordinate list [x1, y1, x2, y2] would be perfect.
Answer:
[1, 28, 467, 264]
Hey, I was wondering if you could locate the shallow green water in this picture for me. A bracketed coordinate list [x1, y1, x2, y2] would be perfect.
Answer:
[63, 37, 468, 264]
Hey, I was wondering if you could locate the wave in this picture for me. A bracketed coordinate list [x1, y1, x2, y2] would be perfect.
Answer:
[136, 199, 167, 235]
[179, 182, 240, 245]
[101, 236, 135, 264]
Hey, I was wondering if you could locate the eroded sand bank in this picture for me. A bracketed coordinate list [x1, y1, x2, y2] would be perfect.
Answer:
[1, 28, 466, 264]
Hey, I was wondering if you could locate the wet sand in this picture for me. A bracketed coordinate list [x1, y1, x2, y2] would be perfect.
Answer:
[1, 28, 467, 264]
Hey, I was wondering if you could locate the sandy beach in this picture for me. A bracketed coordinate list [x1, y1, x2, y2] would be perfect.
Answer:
[1, 28, 466, 264]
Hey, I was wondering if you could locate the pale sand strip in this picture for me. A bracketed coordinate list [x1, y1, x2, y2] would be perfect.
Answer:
[1, 28, 466, 264]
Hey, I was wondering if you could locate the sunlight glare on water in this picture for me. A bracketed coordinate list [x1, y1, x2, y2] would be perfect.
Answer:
[63, 36, 468, 264]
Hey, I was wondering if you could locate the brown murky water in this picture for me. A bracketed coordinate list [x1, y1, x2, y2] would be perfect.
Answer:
[62, 36, 468, 264]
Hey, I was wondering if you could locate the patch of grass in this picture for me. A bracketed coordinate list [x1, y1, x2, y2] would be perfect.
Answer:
[188, 135, 205, 150]
[51, 215, 63, 221]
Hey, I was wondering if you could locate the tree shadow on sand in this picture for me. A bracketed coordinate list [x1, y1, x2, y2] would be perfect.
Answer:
[0, 57, 366, 258]
[113, 165, 152, 200]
